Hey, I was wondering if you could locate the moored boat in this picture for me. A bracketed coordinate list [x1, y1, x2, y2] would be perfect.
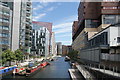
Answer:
[13, 67, 26, 75]
[0, 66, 17, 77]
[65, 56, 70, 61]
[26, 62, 50, 76]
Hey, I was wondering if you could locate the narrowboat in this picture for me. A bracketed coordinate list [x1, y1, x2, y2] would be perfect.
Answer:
[26, 62, 50, 76]
[0, 66, 17, 77]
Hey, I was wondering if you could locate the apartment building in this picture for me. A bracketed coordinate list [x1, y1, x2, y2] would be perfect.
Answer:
[12, 0, 32, 55]
[31, 21, 52, 57]
[0, 0, 32, 60]
[72, 1, 120, 69]
[33, 21, 52, 55]
[0, 1, 13, 51]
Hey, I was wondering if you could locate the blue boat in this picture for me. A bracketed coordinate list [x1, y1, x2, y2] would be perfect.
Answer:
[0, 66, 17, 77]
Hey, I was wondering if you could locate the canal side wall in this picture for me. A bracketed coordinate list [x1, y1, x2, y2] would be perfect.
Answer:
[86, 67, 120, 80]
[76, 65, 96, 80]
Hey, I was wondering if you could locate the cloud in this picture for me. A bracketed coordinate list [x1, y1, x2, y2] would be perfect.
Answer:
[53, 22, 72, 29]
[46, 7, 56, 12]
[53, 22, 72, 34]
[55, 28, 71, 34]
[33, 13, 46, 21]
[54, 15, 78, 25]
[33, 5, 43, 11]
[64, 15, 78, 22]
[56, 34, 71, 38]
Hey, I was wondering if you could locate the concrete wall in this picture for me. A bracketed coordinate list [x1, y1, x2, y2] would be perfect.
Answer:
[11, 0, 21, 51]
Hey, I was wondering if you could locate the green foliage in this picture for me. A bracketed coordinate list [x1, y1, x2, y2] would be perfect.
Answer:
[2, 49, 16, 65]
[1, 49, 24, 66]
[14, 49, 24, 61]
[67, 50, 78, 60]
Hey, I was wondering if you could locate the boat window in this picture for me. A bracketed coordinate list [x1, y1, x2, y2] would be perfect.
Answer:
[8, 69, 10, 71]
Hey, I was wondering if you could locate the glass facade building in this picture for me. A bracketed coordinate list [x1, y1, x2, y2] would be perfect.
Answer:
[0, 1, 12, 51]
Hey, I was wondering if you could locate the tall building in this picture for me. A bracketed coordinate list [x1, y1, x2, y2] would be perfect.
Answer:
[72, 1, 120, 71]
[62, 45, 68, 56]
[0, 0, 32, 60]
[51, 32, 56, 56]
[32, 21, 52, 57]
[56, 42, 62, 55]
[12, 0, 32, 55]
[0, 1, 13, 51]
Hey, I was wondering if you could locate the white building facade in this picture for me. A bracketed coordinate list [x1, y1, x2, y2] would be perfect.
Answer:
[32, 22, 50, 58]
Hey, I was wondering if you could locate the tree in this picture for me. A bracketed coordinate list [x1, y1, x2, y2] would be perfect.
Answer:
[2, 50, 16, 66]
[67, 50, 78, 60]
[14, 49, 24, 62]
[0, 49, 2, 66]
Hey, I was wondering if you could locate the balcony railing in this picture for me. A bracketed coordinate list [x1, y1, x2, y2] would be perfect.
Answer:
[102, 9, 120, 14]
[101, 53, 120, 61]
[101, 2, 119, 7]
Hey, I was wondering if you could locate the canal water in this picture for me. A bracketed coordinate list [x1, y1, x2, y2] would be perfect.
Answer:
[2, 57, 84, 80]
[2, 57, 71, 79]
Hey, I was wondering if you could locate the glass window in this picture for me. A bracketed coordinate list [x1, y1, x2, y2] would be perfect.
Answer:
[103, 7, 117, 9]
[0, 11, 3, 14]
[0, 26, 2, 29]
[0, 18, 2, 22]
[3, 26, 9, 30]
[103, 15, 116, 24]
[85, 20, 99, 28]
[117, 37, 120, 43]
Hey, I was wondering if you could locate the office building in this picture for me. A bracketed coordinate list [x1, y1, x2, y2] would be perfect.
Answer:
[56, 42, 62, 55]
[62, 45, 68, 56]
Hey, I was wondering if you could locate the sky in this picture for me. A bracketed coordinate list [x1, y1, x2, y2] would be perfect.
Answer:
[32, 1, 79, 45]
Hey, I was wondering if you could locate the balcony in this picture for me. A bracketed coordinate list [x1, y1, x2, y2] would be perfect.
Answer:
[26, 28, 31, 32]
[26, 13, 30, 17]
[102, 9, 120, 14]
[26, 25, 30, 29]
[26, 10, 31, 14]
[25, 36, 30, 40]
[26, 18, 30, 22]
[101, 2, 119, 7]
[1, 29, 9, 33]
[26, 6, 31, 11]
[25, 31, 30, 35]
[25, 22, 31, 25]
[27, 2, 31, 6]
[101, 53, 120, 61]
[0, 21, 9, 26]
[0, 33, 9, 38]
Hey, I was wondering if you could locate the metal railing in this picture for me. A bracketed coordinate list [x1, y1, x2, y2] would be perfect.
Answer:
[102, 53, 120, 61]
